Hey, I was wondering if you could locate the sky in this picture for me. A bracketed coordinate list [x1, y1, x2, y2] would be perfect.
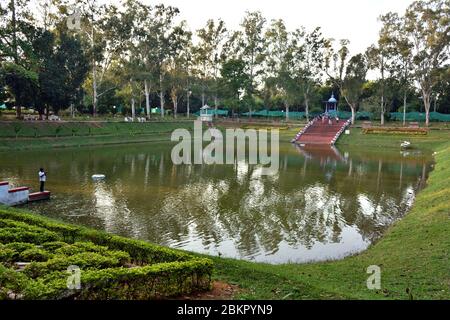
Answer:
[131, 0, 415, 54]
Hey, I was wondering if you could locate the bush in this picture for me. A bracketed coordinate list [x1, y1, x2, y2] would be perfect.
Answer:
[0, 208, 213, 300]
[20, 248, 52, 262]
[362, 127, 428, 135]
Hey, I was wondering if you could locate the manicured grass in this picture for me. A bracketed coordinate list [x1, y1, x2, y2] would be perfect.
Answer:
[0, 121, 194, 151]
[1, 122, 449, 299]
[0, 121, 193, 138]
[207, 133, 450, 300]
[338, 127, 450, 151]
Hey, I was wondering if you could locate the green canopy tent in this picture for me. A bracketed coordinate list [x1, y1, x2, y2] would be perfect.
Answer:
[0, 104, 7, 110]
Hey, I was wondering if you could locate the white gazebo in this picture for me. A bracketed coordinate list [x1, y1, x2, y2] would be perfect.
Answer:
[198, 105, 213, 122]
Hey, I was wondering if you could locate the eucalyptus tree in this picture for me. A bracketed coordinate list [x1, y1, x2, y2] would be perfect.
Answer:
[265, 19, 296, 120]
[194, 19, 227, 116]
[291, 27, 328, 121]
[366, 44, 390, 125]
[132, 2, 158, 119]
[378, 12, 414, 126]
[143, 4, 181, 118]
[65, 0, 131, 116]
[231, 11, 266, 116]
[403, 0, 450, 126]
[167, 22, 192, 118]
[325, 40, 368, 124]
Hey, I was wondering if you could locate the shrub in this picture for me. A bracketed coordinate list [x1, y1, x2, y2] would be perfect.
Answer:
[41, 241, 67, 251]
[362, 127, 428, 135]
[21, 248, 52, 262]
[4, 242, 35, 253]
[0, 208, 214, 299]
[0, 248, 17, 263]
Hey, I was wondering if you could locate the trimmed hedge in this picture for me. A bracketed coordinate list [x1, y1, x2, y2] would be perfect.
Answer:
[0, 208, 213, 300]
[362, 127, 429, 135]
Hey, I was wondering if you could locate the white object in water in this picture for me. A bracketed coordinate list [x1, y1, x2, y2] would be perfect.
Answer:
[401, 141, 411, 149]
[92, 174, 106, 180]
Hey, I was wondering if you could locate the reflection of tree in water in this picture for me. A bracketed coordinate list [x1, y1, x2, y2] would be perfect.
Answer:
[117, 148, 429, 259]
[4, 144, 431, 261]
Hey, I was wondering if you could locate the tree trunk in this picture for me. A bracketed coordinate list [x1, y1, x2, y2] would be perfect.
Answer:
[350, 106, 356, 125]
[187, 92, 190, 118]
[91, 18, 97, 117]
[214, 96, 218, 119]
[131, 98, 135, 120]
[403, 92, 407, 127]
[174, 100, 177, 118]
[285, 103, 289, 121]
[422, 89, 431, 127]
[11, 0, 18, 64]
[144, 79, 151, 119]
[171, 91, 177, 119]
[380, 95, 385, 126]
[304, 94, 309, 122]
[159, 73, 165, 118]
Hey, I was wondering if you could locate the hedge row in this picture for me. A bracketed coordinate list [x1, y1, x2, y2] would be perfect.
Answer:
[0, 208, 213, 300]
[362, 127, 429, 135]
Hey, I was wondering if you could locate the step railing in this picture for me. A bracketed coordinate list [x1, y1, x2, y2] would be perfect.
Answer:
[331, 119, 352, 145]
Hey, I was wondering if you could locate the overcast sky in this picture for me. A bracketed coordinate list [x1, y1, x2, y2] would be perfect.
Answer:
[130, 0, 414, 54]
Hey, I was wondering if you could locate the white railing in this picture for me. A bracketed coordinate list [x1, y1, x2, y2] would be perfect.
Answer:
[331, 119, 352, 145]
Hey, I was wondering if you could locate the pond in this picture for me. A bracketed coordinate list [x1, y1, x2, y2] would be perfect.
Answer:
[0, 142, 433, 264]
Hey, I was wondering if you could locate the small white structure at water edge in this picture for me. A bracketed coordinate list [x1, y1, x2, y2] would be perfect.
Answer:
[0, 182, 29, 206]
[92, 174, 106, 180]
[198, 105, 213, 122]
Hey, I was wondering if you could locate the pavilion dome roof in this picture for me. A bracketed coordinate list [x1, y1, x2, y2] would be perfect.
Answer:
[328, 94, 337, 103]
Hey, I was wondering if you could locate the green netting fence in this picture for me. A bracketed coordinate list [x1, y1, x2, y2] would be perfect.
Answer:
[194, 109, 229, 116]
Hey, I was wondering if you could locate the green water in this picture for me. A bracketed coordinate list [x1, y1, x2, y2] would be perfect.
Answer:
[0, 142, 432, 263]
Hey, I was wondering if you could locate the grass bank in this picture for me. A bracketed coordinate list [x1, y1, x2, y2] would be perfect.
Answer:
[208, 130, 450, 300]
[1, 122, 449, 299]
[0, 121, 193, 151]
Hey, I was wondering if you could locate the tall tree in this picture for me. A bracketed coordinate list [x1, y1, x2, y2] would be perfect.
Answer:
[326, 40, 368, 124]
[265, 19, 293, 120]
[366, 44, 390, 125]
[291, 27, 328, 121]
[220, 58, 250, 116]
[379, 12, 414, 126]
[167, 22, 192, 118]
[194, 19, 227, 116]
[403, 0, 450, 126]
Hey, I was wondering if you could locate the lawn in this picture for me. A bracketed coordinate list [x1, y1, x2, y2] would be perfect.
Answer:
[0, 122, 449, 300]
[207, 130, 450, 300]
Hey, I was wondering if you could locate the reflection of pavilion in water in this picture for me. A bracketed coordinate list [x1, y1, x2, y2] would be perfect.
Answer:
[23, 145, 430, 264]
[83, 147, 431, 263]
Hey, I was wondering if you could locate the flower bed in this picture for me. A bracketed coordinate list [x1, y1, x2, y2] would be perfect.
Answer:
[0, 208, 213, 300]
[362, 127, 428, 135]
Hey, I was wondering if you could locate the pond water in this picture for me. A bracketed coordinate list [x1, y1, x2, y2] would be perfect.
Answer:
[0, 142, 432, 264]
